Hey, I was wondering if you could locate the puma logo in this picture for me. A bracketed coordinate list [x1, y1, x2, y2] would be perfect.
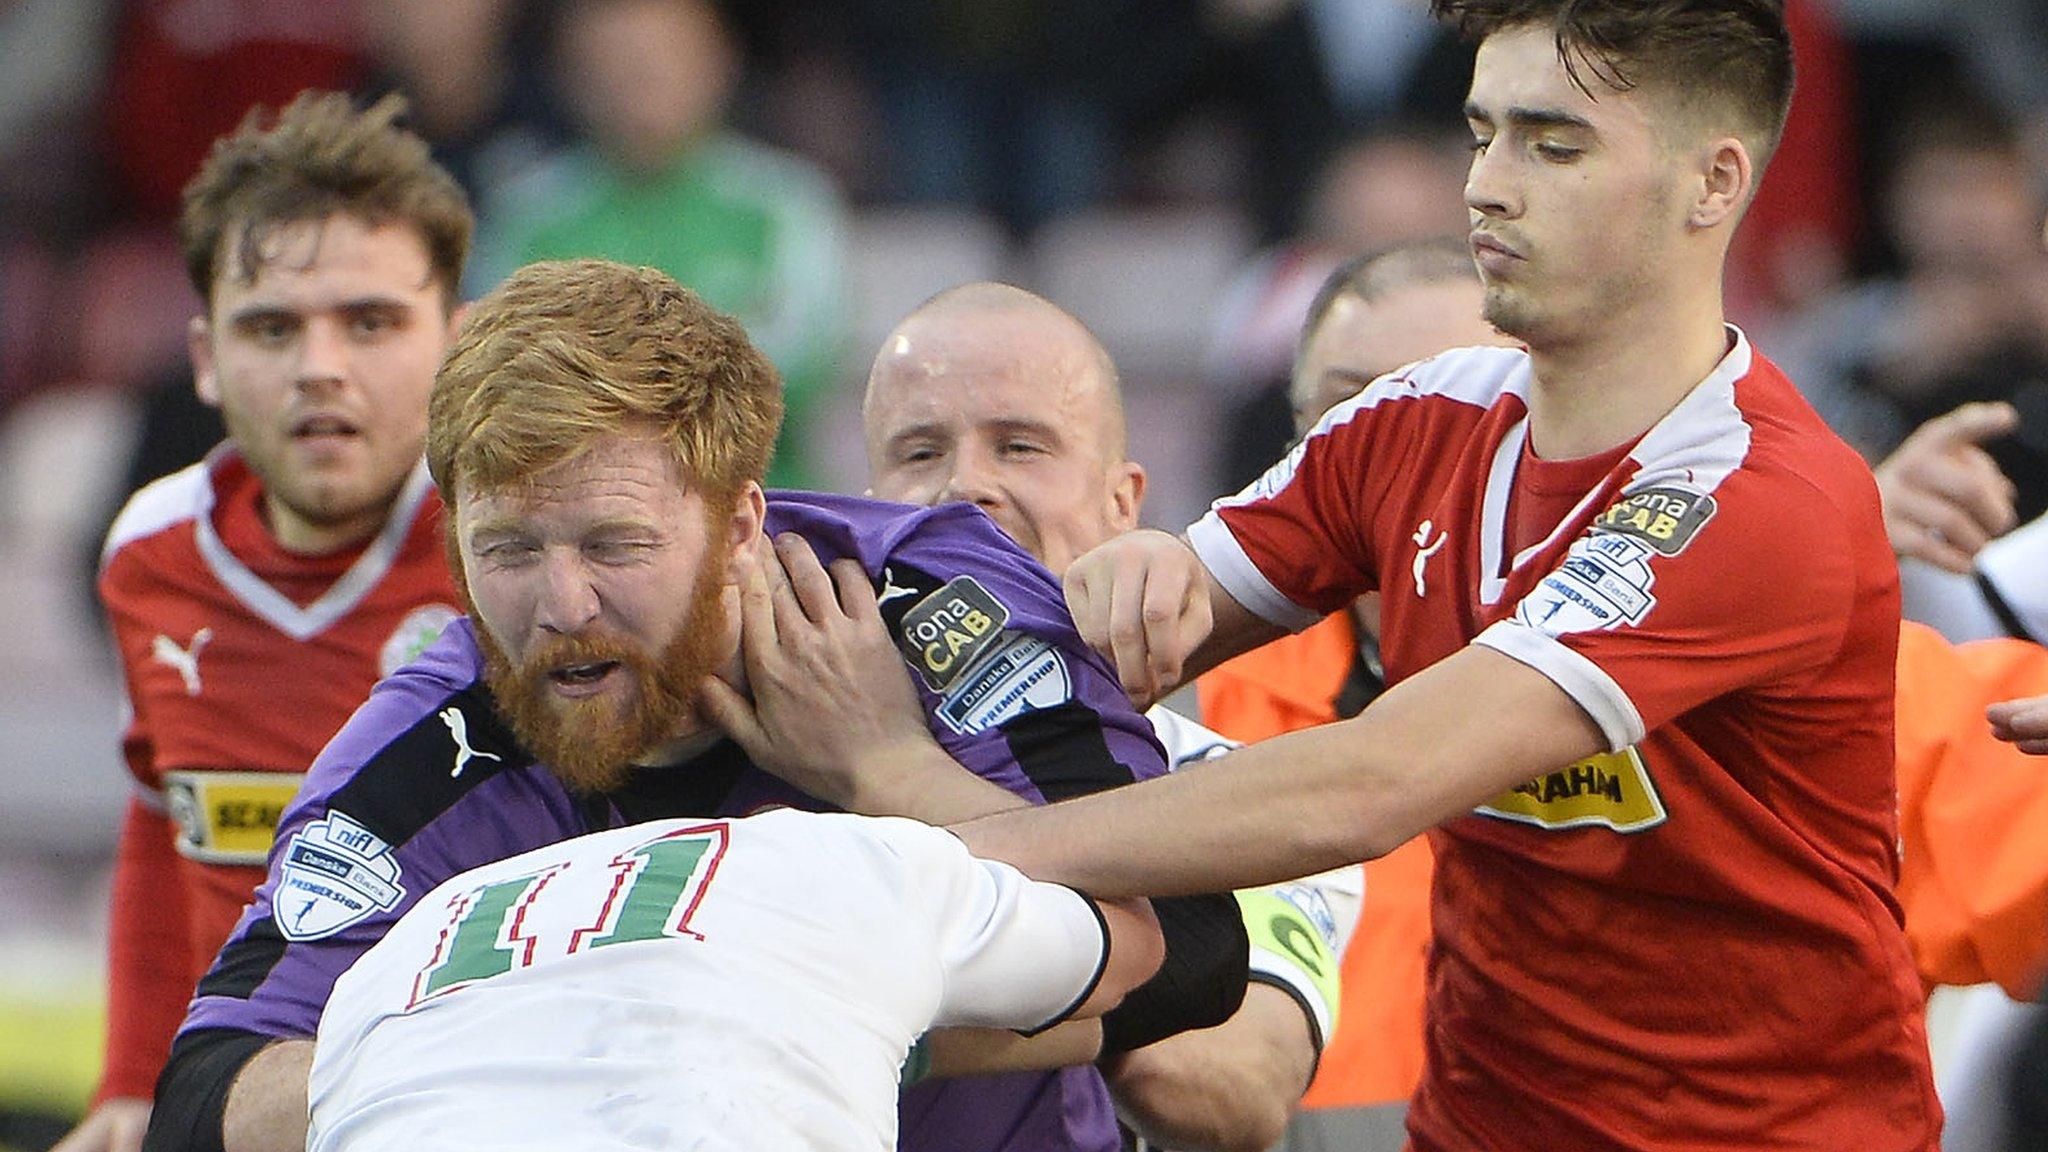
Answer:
[876, 566, 918, 608]
[152, 628, 213, 696]
[438, 707, 503, 779]
[1411, 521, 1448, 598]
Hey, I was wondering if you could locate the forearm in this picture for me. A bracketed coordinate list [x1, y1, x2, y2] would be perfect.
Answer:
[143, 1031, 305, 1152]
[221, 1041, 312, 1152]
[956, 646, 1606, 897]
[956, 723, 1384, 898]
[1107, 985, 1315, 1152]
[846, 742, 1029, 824]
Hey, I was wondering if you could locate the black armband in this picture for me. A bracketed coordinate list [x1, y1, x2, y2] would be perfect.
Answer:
[143, 1028, 276, 1152]
[1099, 891, 1248, 1057]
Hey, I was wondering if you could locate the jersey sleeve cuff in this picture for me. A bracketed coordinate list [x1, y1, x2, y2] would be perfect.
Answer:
[1015, 888, 1112, 1038]
[1472, 620, 1645, 751]
[1186, 514, 1322, 633]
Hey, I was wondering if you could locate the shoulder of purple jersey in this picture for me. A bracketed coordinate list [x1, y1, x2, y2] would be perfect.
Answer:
[764, 490, 1054, 592]
[298, 619, 485, 798]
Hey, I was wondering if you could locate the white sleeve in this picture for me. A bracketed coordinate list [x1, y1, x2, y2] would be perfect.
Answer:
[885, 820, 1110, 1034]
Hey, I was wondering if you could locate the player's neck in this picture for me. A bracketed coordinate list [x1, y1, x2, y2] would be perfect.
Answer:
[1522, 290, 1731, 461]
[261, 493, 387, 557]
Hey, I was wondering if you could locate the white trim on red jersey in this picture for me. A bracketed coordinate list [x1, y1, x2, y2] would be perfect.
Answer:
[1196, 346, 1529, 631]
[103, 448, 438, 642]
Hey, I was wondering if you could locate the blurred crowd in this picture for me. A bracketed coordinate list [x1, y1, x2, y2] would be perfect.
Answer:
[4, 0, 2048, 508]
[4, 0, 2048, 1147]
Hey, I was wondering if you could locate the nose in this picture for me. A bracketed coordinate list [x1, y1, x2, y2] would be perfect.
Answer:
[533, 551, 601, 636]
[937, 450, 1003, 511]
[295, 317, 348, 390]
[1465, 144, 1517, 221]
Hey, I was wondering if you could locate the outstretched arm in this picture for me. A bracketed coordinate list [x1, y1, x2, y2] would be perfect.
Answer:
[954, 644, 1604, 897]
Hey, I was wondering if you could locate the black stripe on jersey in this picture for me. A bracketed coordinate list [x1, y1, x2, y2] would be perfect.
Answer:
[323, 682, 534, 847]
[602, 739, 754, 826]
[196, 682, 534, 1003]
[191, 915, 287, 1002]
[1979, 569, 2042, 644]
[871, 560, 949, 638]
[999, 700, 1140, 803]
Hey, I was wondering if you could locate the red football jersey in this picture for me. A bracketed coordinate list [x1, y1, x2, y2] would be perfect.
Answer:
[94, 448, 458, 1100]
[1187, 333, 1940, 1150]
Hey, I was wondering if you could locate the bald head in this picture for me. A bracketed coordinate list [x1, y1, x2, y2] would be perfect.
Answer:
[863, 283, 1145, 576]
[866, 282, 1128, 460]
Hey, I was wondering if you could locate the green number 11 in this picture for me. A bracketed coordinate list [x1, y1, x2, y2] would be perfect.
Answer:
[410, 824, 729, 1005]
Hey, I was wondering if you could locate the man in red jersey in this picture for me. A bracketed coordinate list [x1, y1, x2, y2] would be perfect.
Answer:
[58, 92, 470, 1152]
[944, 2, 1943, 1148]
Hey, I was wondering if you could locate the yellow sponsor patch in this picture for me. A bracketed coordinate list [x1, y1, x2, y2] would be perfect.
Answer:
[895, 576, 1010, 691]
[164, 771, 306, 865]
[1476, 747, 1666, 833]
[1592, 486, 1718, 555]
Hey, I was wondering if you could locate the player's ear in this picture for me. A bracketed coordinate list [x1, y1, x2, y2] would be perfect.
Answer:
[189, 315, 222, 407]
[721, 483, 767, 582]
[1109, 461, 1146, 533]
[1689, 135, 1753, 231]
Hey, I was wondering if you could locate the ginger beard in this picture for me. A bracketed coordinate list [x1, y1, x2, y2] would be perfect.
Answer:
[473, 563, 732, 794]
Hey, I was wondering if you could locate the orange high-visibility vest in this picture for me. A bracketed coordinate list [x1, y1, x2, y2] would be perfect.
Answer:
[1897, 620, 2048, 998]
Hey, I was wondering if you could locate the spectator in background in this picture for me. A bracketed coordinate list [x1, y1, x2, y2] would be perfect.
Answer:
[840, 0, 1123, 237]
[476, 0, 849, 491]
[1202, 122, 1470, 496]
[1724, 0, 1861, 328]
[1775, 84, 2048, 522]
[354, 0, 565, 214]
[99, 0, 364, 223]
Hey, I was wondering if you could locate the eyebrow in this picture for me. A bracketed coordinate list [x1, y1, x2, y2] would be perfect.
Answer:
[1464, 103, 1596, 134]
[223, 295, 416, 326]
[885, 420, 953, 450]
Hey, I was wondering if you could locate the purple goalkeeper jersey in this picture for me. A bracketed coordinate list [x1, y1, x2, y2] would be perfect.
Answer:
[180, 492, 1168, 1152]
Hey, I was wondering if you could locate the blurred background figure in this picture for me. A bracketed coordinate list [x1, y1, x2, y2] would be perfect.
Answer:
[474, 0, 851, 491]
[354, 0, 565, 212]
[1201, 120, 1471, 497]
[1775, 83, 2048, 524]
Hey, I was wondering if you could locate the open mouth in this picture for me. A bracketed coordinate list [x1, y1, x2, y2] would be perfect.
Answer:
[548, 661, 620, 688]
[291, 415, 362, 441]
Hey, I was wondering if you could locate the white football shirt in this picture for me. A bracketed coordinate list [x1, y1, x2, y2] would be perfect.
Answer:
[308, 809, 1108, 1152]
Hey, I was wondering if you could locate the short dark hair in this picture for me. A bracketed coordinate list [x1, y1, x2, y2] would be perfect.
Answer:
[1301, 237, 1479, 348]
[1431, 0, 1794, 162]
[180, 91, 473, 311]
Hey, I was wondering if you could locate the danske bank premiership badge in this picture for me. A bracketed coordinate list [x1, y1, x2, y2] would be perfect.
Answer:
[274, 812, 406, 940]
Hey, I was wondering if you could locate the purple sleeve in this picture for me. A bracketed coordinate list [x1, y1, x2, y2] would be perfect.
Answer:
[177, 623, 586, 1039]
